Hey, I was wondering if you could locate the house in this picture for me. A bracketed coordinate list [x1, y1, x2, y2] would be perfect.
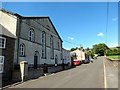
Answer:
[0, 8, 63, 81]
[70, 49, 85, 61]
[0, 24, 16, 86]
[62, 48, 71, 64]
[62, 48, 71, 69]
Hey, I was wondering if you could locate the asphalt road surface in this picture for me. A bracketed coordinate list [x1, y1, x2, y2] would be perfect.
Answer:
[10, 57, 104, 88]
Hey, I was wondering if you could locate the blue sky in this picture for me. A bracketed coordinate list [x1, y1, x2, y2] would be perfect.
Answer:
[1, 2, 118, 49]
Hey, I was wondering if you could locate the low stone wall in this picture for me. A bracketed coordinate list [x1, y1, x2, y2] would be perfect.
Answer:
[48, 66, 63, 73]
[64, 65, 71, 70]
[12, 70, 21, 81]
[12, 68, 43, 82]
[28, 68, 44, 79]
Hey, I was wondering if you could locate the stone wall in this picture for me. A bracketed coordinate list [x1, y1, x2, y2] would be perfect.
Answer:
[48, 66, 63, 73]
[12, 68, 43, 82]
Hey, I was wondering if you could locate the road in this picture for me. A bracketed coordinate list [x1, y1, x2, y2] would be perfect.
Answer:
[9, 57, 104, 88]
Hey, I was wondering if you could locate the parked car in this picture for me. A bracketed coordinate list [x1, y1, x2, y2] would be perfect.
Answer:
[73, 60, 81, 66]
[82, 59, 90, 64]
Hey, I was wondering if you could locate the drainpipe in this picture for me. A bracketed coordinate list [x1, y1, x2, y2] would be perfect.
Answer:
[16, 18, 22, 65]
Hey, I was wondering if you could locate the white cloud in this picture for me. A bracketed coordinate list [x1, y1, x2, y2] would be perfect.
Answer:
[68, 37, 74, 41]
[97, 32, 104, 37]
[112, 17, 118, 21]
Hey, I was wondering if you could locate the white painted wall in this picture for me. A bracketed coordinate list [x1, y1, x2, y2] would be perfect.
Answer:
[62, 49, 71, 65]
[0, 10, 17, 36]
[70, 49, 85, 61]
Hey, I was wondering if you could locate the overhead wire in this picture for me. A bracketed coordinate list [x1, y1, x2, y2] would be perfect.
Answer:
[105, 1, 109, 44]
[63, 39, 80, 47]
[105, 1, 109, 55]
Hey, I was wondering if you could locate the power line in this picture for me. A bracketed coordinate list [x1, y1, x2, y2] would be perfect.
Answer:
[105, 1, 109, 55]
[105, 1, 109, 44]
[63, 40, 80, 47]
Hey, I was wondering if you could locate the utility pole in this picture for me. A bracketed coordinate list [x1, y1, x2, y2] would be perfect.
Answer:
[80, 44, 82, 61]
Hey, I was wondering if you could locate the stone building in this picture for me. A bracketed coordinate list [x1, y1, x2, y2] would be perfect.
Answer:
[0, 8, 63, 81]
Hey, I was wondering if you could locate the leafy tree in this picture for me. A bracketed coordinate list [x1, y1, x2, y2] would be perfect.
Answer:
[70, 47, 78, 51]
[106, 47, 120, 56]
[92, 43, 109, 56]
[86, 47, 90, 51]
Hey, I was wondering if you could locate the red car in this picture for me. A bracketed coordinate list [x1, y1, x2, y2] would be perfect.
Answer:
[73, 60, 81, 66]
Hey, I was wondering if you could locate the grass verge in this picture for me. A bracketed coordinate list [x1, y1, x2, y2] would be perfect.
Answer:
[107, 55, 120, 59]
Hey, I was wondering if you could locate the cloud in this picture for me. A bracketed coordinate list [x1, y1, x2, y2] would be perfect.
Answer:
[97, 32, 104, 37]
[112, 17, 118, 21]
[68, 37, 74, 41]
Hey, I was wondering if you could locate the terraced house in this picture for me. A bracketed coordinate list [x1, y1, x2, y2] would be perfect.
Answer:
[0, 9, 63, 82]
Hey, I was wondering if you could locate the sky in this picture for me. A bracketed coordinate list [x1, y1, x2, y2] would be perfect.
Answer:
[1, 2, 118, 50]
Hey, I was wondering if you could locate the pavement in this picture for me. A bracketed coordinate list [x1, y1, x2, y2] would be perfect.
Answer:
[6, 57, 105, 88]
[104, 57, 118, 88]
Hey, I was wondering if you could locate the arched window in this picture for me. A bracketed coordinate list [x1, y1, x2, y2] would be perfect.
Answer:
[50, 35, 54, 59]
[19, 43, 25, 56]
[41, 31, 46, 58]
[57, 41, 60, 50]
[29, 28, 34, 42]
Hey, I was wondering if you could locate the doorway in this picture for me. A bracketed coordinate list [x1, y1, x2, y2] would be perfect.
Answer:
[34, 51, 39, 69]
[55, 55, 58, 65]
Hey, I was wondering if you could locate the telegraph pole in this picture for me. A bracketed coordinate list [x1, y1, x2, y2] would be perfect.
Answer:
[80, 44, 82, 60]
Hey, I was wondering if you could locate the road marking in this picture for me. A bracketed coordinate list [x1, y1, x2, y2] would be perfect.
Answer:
[103, 57, 107, 88]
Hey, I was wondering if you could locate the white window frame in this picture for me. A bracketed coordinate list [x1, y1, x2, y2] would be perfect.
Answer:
[0, 56, 4, 73]
[29, 29, 34, 42]
[19, 44, 25, 57]
[0, 37, 6, 49]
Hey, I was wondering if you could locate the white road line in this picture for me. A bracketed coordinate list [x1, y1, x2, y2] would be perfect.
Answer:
[103, 57, 107, 88]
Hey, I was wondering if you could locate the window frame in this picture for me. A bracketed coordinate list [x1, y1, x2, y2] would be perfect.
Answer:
[57, 41, 60, 50]
[0, 36, 6, 49]
[29, 28, 34, 42]
[41, 31, 46, 59]
[0, 56, 4, 73]
[19, 43, 25, 57]
[50, 35, 54, 59]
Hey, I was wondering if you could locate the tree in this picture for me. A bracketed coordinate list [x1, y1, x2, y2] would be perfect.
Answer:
[70, 47, 78, 51]
[92, 43, 109, 56]
[106, 47, 120, 56]
[86, 47, 90, 51]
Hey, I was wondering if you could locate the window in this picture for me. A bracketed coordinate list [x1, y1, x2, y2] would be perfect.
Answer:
[41, 31, 46, 58]
[57, 41, 60, 50]
[19, 44, 25, 56]
[29, 29, 34, 41]
[50, 35, 54, 59]
[0, 37, 6, 48]
[0, 56, 4, 73]
[61, 53, 62, 60]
